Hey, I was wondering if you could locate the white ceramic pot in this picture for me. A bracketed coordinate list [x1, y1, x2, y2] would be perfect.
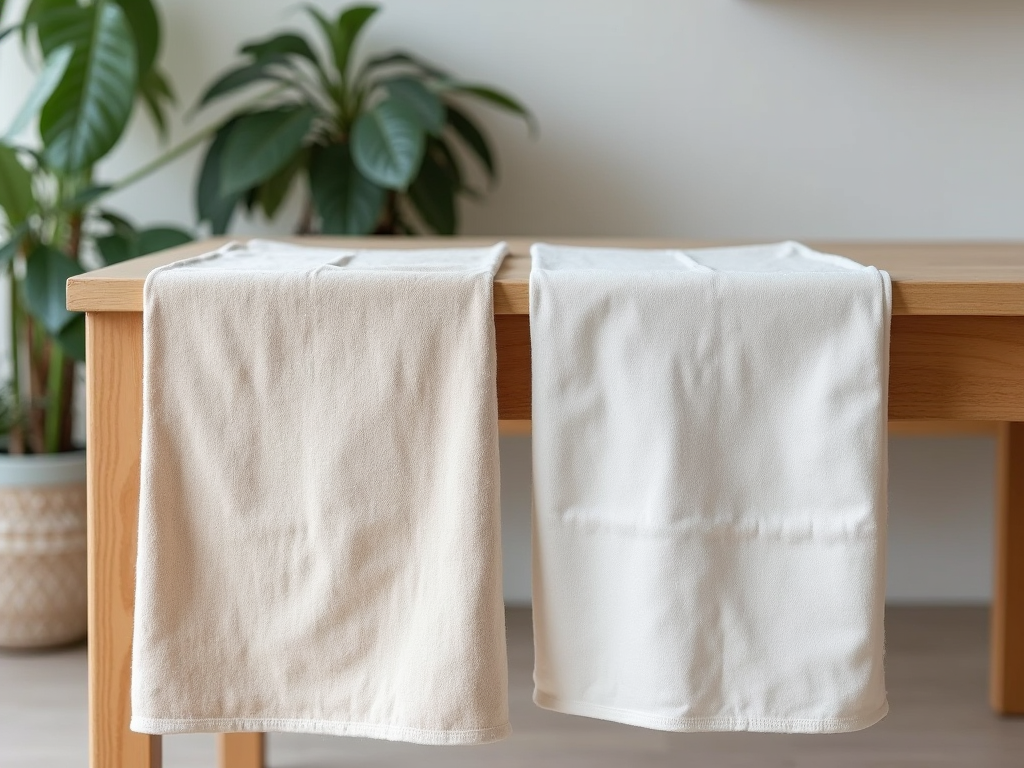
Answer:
[0, 451, 87, 648]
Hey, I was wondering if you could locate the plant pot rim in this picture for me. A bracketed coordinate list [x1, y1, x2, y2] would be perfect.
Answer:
[0, 449, 86, 487]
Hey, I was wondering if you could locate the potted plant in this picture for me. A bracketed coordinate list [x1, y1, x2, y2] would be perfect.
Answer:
[0, 0, 190, 648]
[195, 3, 533, 235]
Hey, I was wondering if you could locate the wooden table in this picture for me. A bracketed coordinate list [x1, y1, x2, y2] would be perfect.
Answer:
[67, 238, 1024, 768]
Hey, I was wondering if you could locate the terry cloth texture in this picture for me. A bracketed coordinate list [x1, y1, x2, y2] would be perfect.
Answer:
[132, 240, 511, 745]
[530, 241, 891, 734]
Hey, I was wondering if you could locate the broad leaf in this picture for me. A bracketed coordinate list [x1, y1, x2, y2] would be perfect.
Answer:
[112, 0, 159, 76]
[408, 143, 456, 235]
[333, 5, 378, 82]
[360, 50, 448, 80]
[136, 227, 191, 255]
[96, 226, 191, 265]
[198, 56, 287, 106]
[23, 244, 82, 335]
[98, 209, 136, 239]
[258, 149, 306, 219]
[61, 184, 112, 211]
[95, 233, 133, 265]
[139, 67, 175, 137]
[39, 2, 138, 172]
[4, 45, 73, 140]
[57, 313, 85, 361]
[0, 144, 35, 226]
[446, 103, 495, 179]
[310, 143, 384, 234]
[442, 81, 535, 137]
[441, 82, 533, 122]
[241, 32, 317, 64]
[351, 98, 424, 189]
[196, 120, 242, 234]
[307, 4, 377, 82]
[27, 0, 77, 53]
[384, 77, 444, 136]
[0, 222, 29, 266]
[219, 106, 316, 198]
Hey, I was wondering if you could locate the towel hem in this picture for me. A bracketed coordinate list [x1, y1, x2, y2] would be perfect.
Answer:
[130, 716, 511, 745]
[533, 691, 888, 733]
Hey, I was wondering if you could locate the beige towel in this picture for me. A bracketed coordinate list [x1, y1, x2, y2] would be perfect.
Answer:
[131, 241, 510, 745]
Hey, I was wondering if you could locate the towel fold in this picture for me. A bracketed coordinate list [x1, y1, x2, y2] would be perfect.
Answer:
[529, 241, 891, 733]
[132, 240, 510, 745]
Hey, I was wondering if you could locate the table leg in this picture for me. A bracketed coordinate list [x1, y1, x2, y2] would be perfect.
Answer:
[86, 313, 162, 767]
[219, 733, 266, 768]
[992, 422, 1024, 714]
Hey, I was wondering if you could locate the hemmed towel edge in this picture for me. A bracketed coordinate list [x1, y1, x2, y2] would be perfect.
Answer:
[130, 717, 511, 745]
[532, 691, 888, 734]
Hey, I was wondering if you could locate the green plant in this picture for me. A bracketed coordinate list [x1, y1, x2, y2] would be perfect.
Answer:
[0, 0, 190, 453]
[196, 3, 532, 236]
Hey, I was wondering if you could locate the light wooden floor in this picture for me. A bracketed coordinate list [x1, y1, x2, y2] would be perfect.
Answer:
[2, 607, 1023, 767]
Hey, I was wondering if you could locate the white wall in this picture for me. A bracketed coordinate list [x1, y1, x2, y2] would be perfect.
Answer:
[4, 0, 1021, 603]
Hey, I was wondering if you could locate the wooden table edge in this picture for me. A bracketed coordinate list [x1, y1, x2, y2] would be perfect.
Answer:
[67, 238, 1024, 316]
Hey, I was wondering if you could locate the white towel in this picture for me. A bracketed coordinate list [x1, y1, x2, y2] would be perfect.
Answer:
[530, 241, 890, 734]
[132, 240, 511, 745]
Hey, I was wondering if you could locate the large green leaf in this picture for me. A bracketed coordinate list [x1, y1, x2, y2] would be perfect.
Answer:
[384, 77, 444, 136]
[57, 313, 85, 361]
[310, 143, 384, 234]
[0, 222, 29, 267]
[95, 233, 133, 265]
[445, 103, 495, 180]
[219, 106, 316, 198]
[39, 1, 138, 172]
[241, 32, 317, 64]
[111, 0, 159, 76]
[408, 142, 456, 235]
[23, 244, 82, 335]
[26, 0, 77, 53]
[95, 225, 190, 266]
[441, 81, 533, 124]
[334, 4, 378, 81]
[196, 120, 242, 234]
[198, 56, 287, 106]
[257, 148, 306, 219]
[360, 50, 448, 80]
[137, 227, 191, 255]
[4, 45, 73, 140]
[0, 144, 35, 226]
[351, 98, 424, 190]
[308, 4, 377, 82]
[139, 66, 175, 137]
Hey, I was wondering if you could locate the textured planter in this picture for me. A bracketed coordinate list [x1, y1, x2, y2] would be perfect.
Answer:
[0, 451, 87, 648]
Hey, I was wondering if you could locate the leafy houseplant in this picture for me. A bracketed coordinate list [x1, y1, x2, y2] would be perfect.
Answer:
[0, 0, 190, 454]
[196, 3, 532, 236]
[0, 0, 192, 649]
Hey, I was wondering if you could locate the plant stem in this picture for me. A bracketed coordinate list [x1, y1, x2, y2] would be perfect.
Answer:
[8, 261, 23, 454]
[106, 125, 216, 195]
[43, 341, 64, 453]
[107, 85, 295, 198]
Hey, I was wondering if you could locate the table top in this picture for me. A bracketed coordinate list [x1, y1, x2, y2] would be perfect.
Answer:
[66, 237, 1024, 315]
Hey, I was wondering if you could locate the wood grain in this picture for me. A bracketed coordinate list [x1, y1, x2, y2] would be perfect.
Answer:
[67, 238, 1024, 316]
[889, 317, 1024, 420]
[992, 423, 1024, 715]
[218, 733, 265, 768]
[497, 314, 1024, 421]
[86, 313, 161, 768]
